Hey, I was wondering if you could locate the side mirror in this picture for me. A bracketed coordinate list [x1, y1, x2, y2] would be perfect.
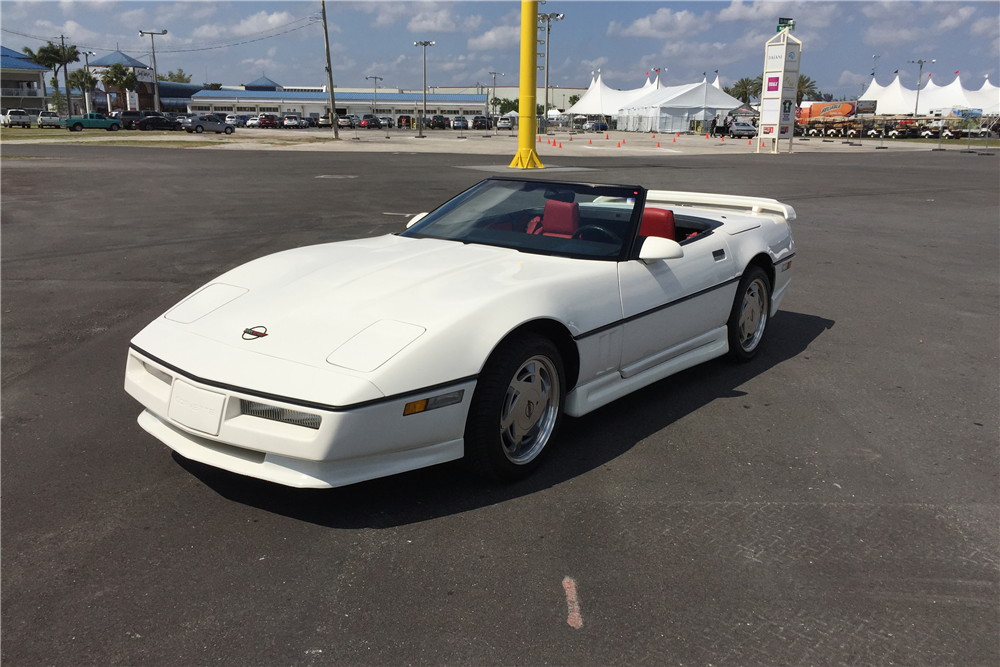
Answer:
[406, 212, 429, 228]
[638, 236, 684, 263]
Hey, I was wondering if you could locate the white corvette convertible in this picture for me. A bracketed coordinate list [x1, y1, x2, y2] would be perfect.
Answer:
[125, 178, 795, 488]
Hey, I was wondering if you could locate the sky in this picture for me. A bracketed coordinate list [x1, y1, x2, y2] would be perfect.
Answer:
[2, 1, 998, 99]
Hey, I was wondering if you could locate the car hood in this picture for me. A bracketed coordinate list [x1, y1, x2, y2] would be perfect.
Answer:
[133, 234, 621, 397]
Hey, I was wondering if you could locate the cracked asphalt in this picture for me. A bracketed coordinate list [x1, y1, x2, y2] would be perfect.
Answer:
[2, 143, 997, 666]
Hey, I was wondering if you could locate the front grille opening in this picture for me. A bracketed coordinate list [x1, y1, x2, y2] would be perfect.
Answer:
[239, 399, 321, 430]
[142, 361, 173, 386]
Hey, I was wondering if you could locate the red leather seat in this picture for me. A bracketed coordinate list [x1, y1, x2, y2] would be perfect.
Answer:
[639, 207, 675, 241]
[539, 200, 580, 238]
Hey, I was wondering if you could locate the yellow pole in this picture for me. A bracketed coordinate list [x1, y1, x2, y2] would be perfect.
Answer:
[509, 0, 544, 169]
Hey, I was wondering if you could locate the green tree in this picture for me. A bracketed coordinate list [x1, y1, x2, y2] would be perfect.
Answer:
[203, 83, 223, 91]
[23, 41, 80, 111]
[158, 68, 192, 83]
[796, 75, 818, 106]
[498, 98, 518, 114]
[568, 94, 580, 107]
[100, 63, 138, 110]
[48, 76, 67, 113]
[727, 77, 756, 104]
[67, 67, 98, 100]
[750, 75, 763, 101]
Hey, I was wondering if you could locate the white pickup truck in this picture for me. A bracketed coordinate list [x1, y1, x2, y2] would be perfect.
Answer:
[3, 108, 32, 128]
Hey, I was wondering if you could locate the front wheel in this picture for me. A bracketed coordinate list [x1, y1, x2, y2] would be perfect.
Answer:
[195, 125, 204, 134]
[72, 123, 83, 132]
[465, 332, 565, 481]
[224, 126, 233, 134]
[109, 124, 120, 132]
[727, 266, 771, 361]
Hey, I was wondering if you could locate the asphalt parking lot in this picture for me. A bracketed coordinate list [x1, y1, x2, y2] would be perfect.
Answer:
[2, 144, 997, 665]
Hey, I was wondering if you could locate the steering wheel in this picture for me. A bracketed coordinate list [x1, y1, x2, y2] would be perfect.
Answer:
[571, 225, 621, 244]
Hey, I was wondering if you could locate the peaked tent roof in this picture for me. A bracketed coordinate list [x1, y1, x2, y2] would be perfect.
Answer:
[712, 74, 721, 89]
[564, 74, 653, 116]
[89, 50, 148, 68]
[970, 80, 1000, 114]
[860, 78, 885, 101]
[622, 80, 743, 113]
[246, 75, 281, 88]
[873, 75, 916, 115]
[917, 76, 973, 115]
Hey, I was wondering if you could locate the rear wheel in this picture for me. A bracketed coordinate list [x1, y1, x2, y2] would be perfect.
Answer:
[109, 124, 120, 132]
[72, 123, 83, 132]
[195, 125, 203, 134]
[465, 332, 564, 481]
[727, 266, 771, 361]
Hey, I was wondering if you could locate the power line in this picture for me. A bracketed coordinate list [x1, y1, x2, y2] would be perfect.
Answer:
[1, 16, 318, 56]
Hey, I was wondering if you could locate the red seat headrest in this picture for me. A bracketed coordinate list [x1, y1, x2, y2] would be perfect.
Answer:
[542, 199, 580, 238]
[639, 207, 675, 241]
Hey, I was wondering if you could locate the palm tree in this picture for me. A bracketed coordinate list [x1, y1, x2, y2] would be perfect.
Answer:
[796, 75, 818, 106]
[750, 75, 763, 101]
[728, 77, 756, 104]
[100, 63, 138, 111]
[68, 67, 98, 113]
[23, 41, 79, 112]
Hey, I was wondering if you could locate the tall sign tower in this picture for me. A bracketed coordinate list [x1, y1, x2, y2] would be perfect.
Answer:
[757, 25, 802, 154]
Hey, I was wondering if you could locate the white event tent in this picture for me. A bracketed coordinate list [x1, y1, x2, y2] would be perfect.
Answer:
[564, 73, 658, 117]
[619, 80, 744, 133]
[860, 75, 1000, 116]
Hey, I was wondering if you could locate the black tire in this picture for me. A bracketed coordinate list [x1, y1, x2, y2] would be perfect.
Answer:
[72, 123, 83, 132]
[224, 126, 233, 135]
[727, 265, 771, 362]
[195, 125, 203, 134]
[464, 332, 565, 481]
[109, 124, 120, 132]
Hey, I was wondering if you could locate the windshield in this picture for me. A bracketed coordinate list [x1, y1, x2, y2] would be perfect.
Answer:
[401, 179, 643, 261]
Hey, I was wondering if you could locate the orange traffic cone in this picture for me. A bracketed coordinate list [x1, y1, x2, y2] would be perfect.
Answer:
[672, 136, 676, 143]
[617, 141, 621, 147]
[721, 136, 725, 142]
[705, 133, 709, 139]
[622, 138, 625, 144]
[656, 142, 660, 148]
[605, 133, 609, 140]
[652, 133, 655, 138]
[589, 138, 592, 144]
[748, 139, 752, 145]
[569, 134, 572, 141]
[676, 132, 680, 138]
[558, 142, 562, 148]
[538, 135, 541, 142]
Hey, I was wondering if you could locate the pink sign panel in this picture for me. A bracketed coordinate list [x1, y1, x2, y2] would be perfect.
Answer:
[767, 76, 780, 92]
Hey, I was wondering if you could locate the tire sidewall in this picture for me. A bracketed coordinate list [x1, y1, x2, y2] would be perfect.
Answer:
[727, 265, 771, 362]
[464, 332, 566, 481]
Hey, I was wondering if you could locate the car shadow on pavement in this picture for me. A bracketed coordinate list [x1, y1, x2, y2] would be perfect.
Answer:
[177, 310, 834, 528]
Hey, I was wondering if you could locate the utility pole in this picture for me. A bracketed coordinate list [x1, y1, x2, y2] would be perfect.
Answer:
[908, 58, 935, 117]
[871, 54, 880, 80]
[60, 35, 72, 115]
[365, 75, 383, 133]
[537, 12, 564, 132]
[82, 50, 96, 114]
[139, 29, 167, 112]
[414, 41, 434, 138]
[321, 0, 339, 138]
[489, 71, 503, 132]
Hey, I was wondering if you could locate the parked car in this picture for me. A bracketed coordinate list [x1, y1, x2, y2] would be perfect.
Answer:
[246, 116, 260, 128]
[3, 108, 31, 128]
[583, 120, 608, 131]
[888, 126, 919, 139]
[257, 113, 279, 128]
[64, 112, 121, 132]
[397, 115, 412, 129]
[138, 115, 183, 131]
[318, 115, 333, 128]
[378, 115, 393, 128]
[360, 114, 381, 129]
[728, 121, 757, 138]
[225, 114, 248, 128]
[180, 114, 235, 134]
[451, 116, 469, 130]
[337, 115, 353, 128]
[120, 110, 162, 130]
[430, 115, 448, 129]
[497, 116, 513, 130]
[124, 177, 795, 489]
[282, 115, 302, 129]
[36, 110, 61, 128]
[472, 116, 490, 130]
[348, 114, 362, 128]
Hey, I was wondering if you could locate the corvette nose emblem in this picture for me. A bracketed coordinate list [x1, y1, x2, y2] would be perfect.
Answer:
[242, 326, 268, 340]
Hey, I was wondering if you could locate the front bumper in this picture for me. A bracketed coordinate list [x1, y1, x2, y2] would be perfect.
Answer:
[125, 348, 472, 488]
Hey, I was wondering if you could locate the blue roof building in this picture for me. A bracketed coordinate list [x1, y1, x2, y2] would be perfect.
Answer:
[1, 45, 50, 111]
[89, 50, 149, 69]
[244, 75, 281, 92]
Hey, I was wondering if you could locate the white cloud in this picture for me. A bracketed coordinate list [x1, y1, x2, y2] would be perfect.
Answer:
[718, 1, 840, 29]
[467, 25, 519, 51]
[31, 19, 102, 44]
[863, 25, 925, 46]
[581, 56, 608, 71]
[608, 8, 705, 39]
[232, 11, 295, 37]
[240, 57, 281, 73]
[838, 70, 868, 86]
[117, 8, 146, 29]
[191, 23, 224, 40]
[939, 6, 976, 30]
[407, 9, 481, 33]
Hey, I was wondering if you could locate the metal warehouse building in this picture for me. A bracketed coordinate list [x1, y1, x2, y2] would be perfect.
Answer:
[189, 84, 487, 121]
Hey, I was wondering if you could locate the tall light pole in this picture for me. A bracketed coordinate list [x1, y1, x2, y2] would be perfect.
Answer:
[321, 0, 339, 138]
[414, 40, 434, 138]
[908, 58, 934, 117]
[365, 75, 382, 115]
[538, 12, 564, 132]
[489, 70, 504, 125]
[82, 50, 96, 113]
[139, 29, 167, 112]
[871, 54, 880, 81]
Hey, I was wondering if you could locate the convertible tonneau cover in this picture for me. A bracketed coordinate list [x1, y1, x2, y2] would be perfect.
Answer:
[645, 190, 796, 222]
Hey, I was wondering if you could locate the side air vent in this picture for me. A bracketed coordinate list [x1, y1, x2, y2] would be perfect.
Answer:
[239, 399, 321, 430]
